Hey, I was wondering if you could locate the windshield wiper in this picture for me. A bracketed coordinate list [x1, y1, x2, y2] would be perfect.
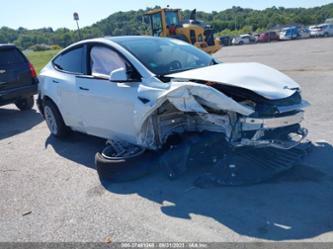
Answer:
[162, 66, 198, 76]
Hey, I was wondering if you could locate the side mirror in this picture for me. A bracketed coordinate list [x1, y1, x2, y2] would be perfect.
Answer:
[109, 68, 128, 82]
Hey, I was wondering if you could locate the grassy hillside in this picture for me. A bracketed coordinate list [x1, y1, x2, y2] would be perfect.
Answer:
[25, 49, 60, 73]
[1, 3, 333, 50]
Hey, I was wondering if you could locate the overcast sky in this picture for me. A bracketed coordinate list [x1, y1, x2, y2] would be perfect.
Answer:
[0, 0, 332, 30]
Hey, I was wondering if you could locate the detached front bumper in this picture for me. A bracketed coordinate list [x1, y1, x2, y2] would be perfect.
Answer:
[234, 112, 308, 150]
[241, 112, 304, 131]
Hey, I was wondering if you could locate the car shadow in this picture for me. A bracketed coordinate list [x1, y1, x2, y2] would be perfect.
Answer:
[102, 142, 333, 241]
[44, 132, 105, 170]
[43, 132, 333, 241]
[0, 107, 43, 140]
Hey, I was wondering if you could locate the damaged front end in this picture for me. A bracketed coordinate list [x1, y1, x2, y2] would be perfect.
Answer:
[135, 79, 309, 152]
[98, 77, 311, 186]
[97, 63, 311, 186]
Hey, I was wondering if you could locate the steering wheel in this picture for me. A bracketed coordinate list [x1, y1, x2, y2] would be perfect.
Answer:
[168, 60, 182, 71]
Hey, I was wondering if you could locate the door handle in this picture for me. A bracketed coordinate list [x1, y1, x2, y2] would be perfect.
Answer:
[79, 86, 90, 91]
[52, 80, 60, 84]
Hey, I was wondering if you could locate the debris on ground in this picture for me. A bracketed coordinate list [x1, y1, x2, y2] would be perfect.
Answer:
[96, 131, 312, 187]
[22, 211, 32, 217]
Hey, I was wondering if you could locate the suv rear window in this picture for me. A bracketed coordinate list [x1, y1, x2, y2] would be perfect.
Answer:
[0, 48, 26, 66]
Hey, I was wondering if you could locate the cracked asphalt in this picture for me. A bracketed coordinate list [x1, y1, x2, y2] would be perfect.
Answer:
[1, 37, 333, 242]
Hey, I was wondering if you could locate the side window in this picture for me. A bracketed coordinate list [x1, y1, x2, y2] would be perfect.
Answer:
[90, 46, 126, 77]
[53, 46, 84, 74]
[151, 13, 162, 36]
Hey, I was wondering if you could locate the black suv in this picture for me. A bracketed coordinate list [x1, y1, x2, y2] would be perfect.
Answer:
[0, 44, 38, 111]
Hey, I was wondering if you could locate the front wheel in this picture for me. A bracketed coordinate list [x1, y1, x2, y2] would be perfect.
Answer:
[15, 96, 34, 111]
[95, 143, 156, 182]
[43, 100, 69, 138]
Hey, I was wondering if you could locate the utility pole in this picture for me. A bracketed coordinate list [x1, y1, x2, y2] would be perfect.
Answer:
[73, 12, 82, 40]
[234, 16, 237, 30]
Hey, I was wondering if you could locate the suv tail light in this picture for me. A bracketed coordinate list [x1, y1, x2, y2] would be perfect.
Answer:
[29, 63, 37, 78]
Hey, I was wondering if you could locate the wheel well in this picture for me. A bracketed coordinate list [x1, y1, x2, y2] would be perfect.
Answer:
[42, 95, 61, 116]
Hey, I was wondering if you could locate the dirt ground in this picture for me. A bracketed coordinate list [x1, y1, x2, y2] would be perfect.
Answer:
[1, 38, 333, 242]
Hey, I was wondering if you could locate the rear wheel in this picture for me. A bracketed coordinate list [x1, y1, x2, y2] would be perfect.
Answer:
[15, 96, 34, 111]
[43, 99, 69, 138]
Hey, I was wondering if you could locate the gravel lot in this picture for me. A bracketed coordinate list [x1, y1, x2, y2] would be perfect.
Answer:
[1, 38, 333, 242]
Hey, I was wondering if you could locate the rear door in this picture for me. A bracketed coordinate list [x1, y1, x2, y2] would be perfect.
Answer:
[50, 45, 85, 129]
[75, 44, 141, 142]
[0, 46, 32, 92]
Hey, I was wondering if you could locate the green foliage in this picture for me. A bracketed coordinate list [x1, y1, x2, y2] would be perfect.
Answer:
[1, 3, 333, 50]
[25, 49, 60, 73]
[29, 44, 51, 52]
[50, 44, 62, 50]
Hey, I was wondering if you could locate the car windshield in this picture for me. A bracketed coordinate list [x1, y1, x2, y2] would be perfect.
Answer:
[115, 38, 215, 76]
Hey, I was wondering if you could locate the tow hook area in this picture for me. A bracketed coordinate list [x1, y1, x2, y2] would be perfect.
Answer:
[96, 132, 312, 187]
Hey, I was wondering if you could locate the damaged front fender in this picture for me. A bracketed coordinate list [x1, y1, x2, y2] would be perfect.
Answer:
[134, 81, 254, 149]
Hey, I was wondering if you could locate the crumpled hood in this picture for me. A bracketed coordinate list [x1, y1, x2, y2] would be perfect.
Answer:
[166, 62, 300, 100]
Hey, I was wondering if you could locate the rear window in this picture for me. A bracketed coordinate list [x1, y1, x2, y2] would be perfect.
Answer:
[0, 48, 26, 66]
[53, 46, 84, 74]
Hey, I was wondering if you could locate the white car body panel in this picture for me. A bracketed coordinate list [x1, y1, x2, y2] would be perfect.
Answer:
[166, 63, 299, 100]
[232, 35, 251, 45]
[39, 62, 83, 129]
[76, 78, 141, 144]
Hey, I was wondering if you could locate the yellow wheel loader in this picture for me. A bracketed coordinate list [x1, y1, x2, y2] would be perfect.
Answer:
[145, 8, 222, 54]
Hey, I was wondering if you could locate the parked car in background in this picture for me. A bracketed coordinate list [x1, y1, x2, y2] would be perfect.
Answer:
[279, 27, 299, 40]
[325, 18, 333, 23]
[299, 28, 311, 39]
[0, 44, 38, 110]
[232, 34, 255, 45]
[309, 24, 333, 37]
[257, 31, 279, 42]
[219, 36, 232, 46]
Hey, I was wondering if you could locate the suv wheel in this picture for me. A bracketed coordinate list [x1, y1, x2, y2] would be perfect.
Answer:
[43, 100, 69, 138]
[15, 96, 34, 111]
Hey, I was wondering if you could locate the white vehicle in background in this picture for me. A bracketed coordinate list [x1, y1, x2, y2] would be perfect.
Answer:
[309, 23, 333, 37]
[232, 34, 255, 45]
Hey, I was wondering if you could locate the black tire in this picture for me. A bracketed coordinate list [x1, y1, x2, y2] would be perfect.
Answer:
[95, 146, 156, 183]
[15, 96, 34, 111]
[43, 99, 69, 138]
[239, 41, 244, 45]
